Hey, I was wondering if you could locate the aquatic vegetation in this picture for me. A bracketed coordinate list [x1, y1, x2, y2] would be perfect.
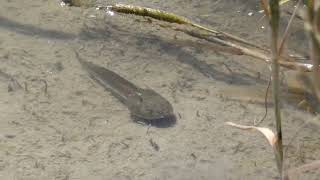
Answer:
[228, 0, 320, 179]
[97, 3, 320, 178]
[60, 1, 319, 178]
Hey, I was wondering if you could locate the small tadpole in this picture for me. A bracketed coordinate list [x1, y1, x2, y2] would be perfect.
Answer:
[149, 138, 159, 151]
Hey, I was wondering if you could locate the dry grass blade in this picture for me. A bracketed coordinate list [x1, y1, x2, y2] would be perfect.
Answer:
[227, 121, 283, 178]
[226, 122, 277, 147]
[260, 0, 271, 17]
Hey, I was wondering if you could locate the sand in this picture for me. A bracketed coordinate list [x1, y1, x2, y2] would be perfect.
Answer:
[0, 0, 319, 179]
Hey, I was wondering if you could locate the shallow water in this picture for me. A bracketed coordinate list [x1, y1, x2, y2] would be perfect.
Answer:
[0, 0, 319, 180]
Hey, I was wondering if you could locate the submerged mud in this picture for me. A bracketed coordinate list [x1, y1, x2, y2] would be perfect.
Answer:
[0, 0, 319, 179]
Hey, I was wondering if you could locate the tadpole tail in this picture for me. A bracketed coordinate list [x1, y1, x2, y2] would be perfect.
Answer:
[74, 51, 140, 103]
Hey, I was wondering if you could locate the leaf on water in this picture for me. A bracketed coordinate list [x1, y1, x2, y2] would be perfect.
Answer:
[226, 122, 277, 148]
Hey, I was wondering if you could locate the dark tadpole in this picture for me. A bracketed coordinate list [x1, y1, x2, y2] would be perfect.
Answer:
[76, 51, 176, 128]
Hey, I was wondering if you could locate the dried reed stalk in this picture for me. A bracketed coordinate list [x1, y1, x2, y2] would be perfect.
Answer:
[97, 3, 265, 50]
[99, 4, 314, 72]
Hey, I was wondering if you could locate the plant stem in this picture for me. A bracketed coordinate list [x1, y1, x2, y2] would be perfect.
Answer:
[269, 0, 283, 177]
[306, 1, 320, 103]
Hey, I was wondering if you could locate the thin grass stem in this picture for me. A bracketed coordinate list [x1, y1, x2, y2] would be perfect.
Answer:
[269, 0, 283, 177]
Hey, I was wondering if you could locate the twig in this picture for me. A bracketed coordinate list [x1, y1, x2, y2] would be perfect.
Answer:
[149, 138, 160, 151]
[278, 0, 302, 56]
[255, 75, 271, 126]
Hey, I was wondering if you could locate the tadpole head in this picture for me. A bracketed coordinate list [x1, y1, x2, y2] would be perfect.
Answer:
[128, 89, 176, 128]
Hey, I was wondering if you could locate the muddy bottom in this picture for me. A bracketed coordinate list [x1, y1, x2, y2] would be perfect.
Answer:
[0, 0, 319, 180]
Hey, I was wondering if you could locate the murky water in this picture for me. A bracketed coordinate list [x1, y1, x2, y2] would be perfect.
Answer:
[0, 0, 319, 179]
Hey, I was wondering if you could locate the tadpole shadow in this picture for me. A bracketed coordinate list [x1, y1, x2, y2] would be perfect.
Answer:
[0, 15, 264, 86]
[79, 20, 267, 85]
[0, 16, 76, 40]
[134, 34, 267, 85]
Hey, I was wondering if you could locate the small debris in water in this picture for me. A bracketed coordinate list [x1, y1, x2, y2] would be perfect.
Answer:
[190, 153, 197, 160]
[0, 70, 23, 92]
[149, 138, 159, 151]
[8, 79, 23, 92]
[196, 110, 200, 117]
[4, 134, 16, 139]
